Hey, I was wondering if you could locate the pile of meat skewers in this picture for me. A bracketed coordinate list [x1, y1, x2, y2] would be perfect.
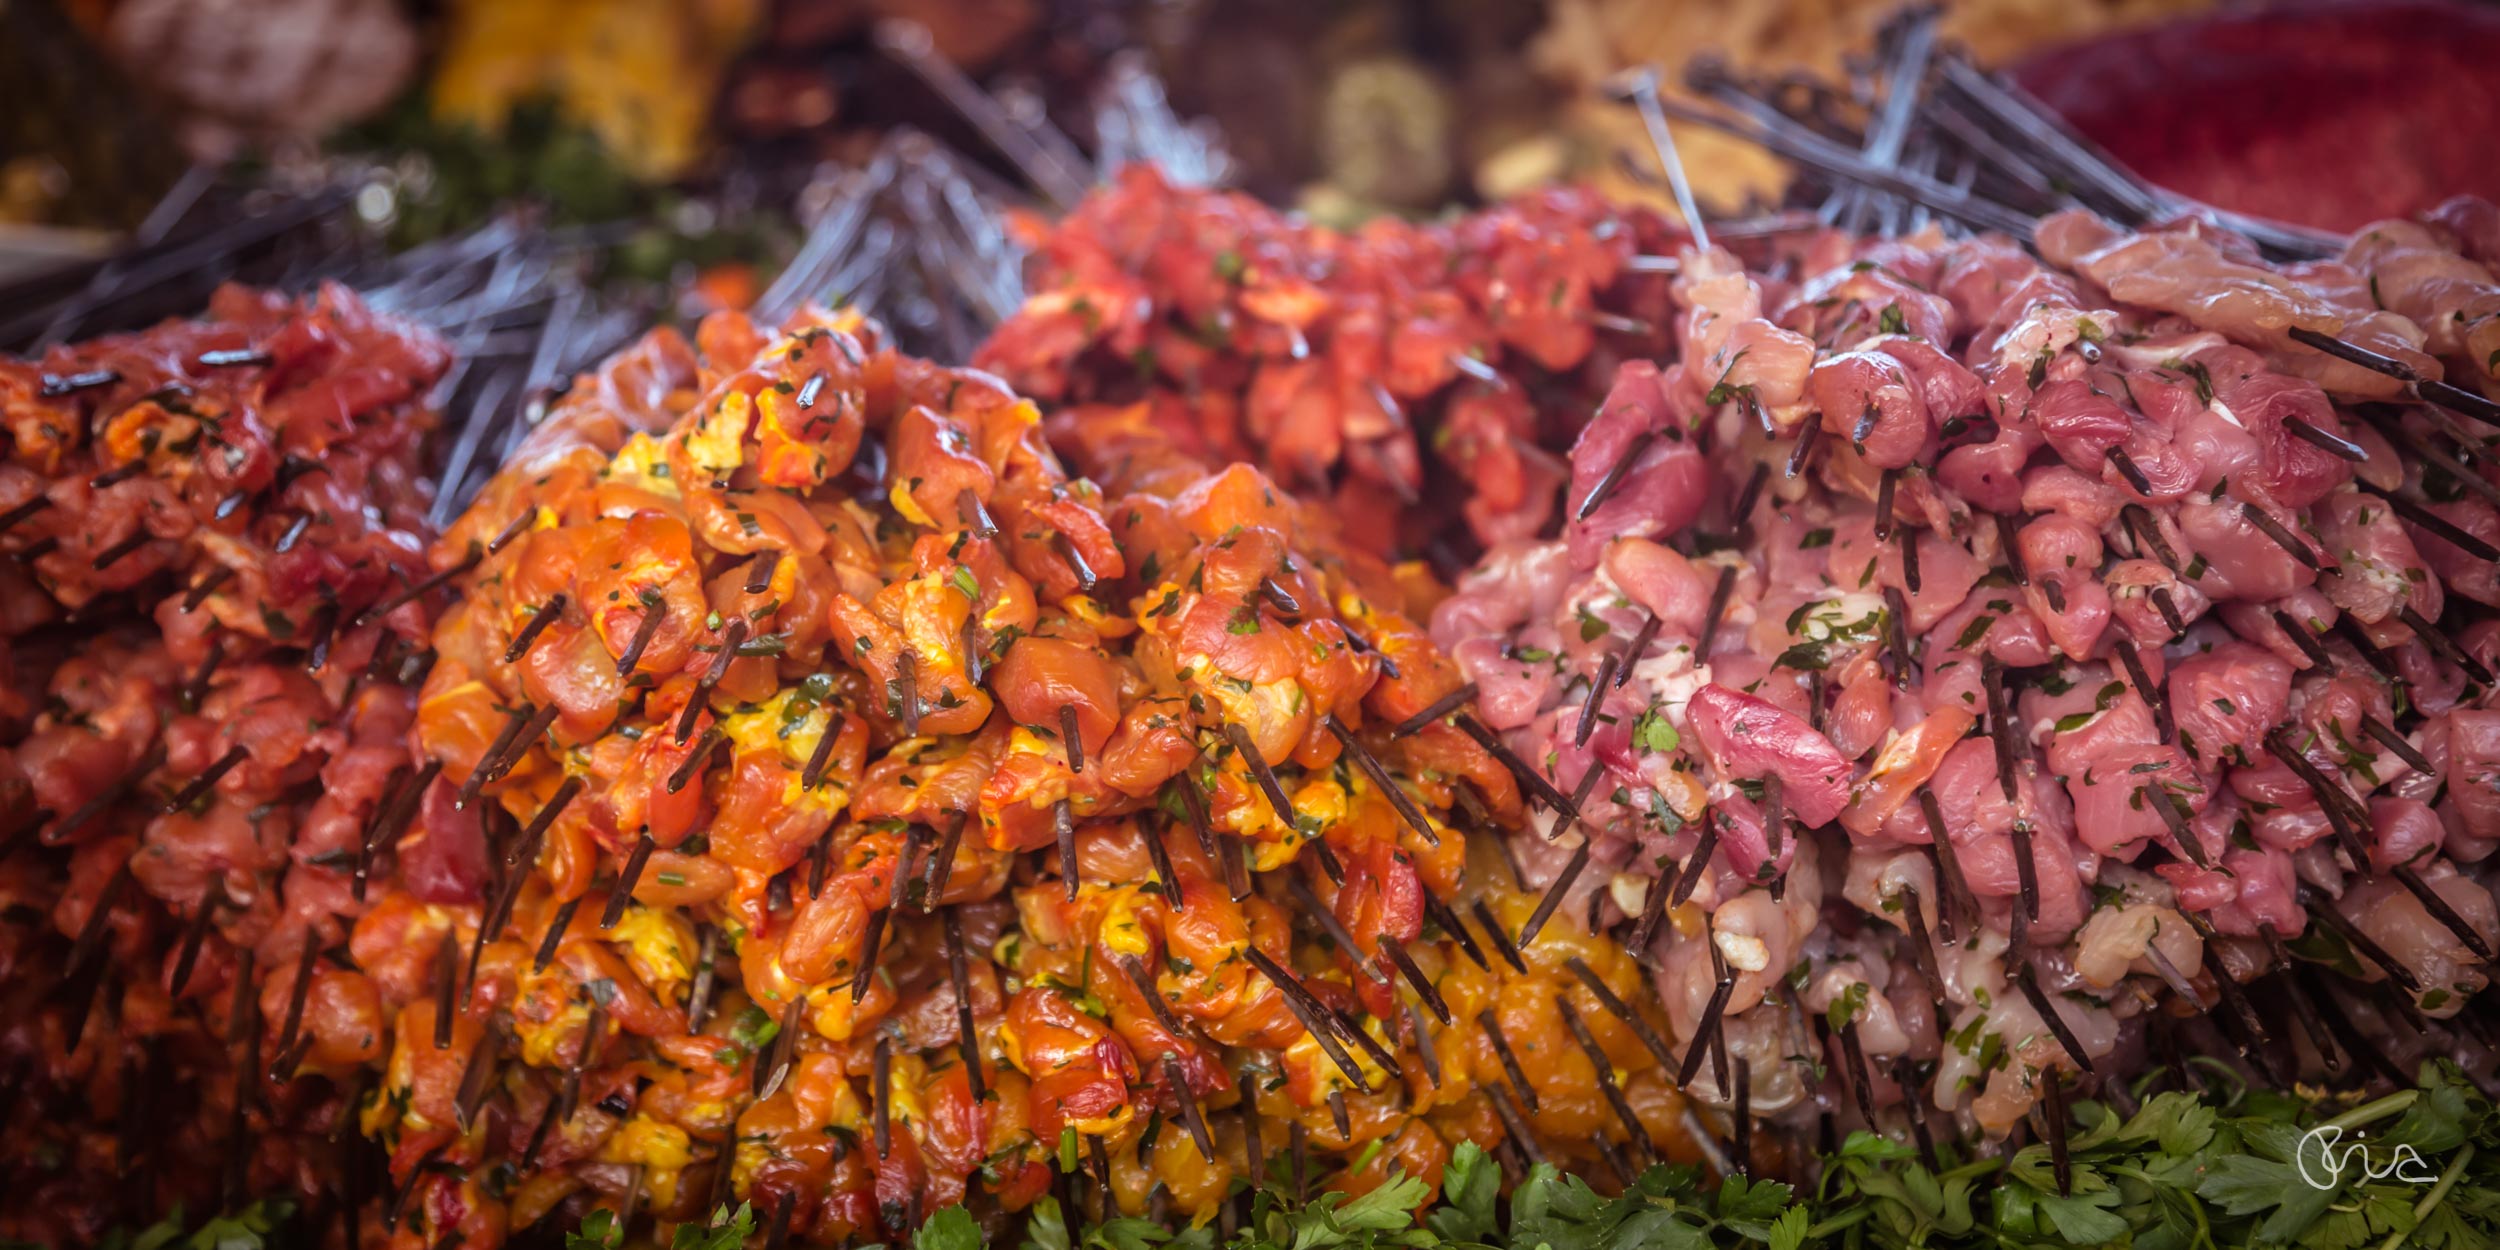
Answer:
[1418, 205, 2500, 1153]
[976, 165, 1691, 563]
[0, 284, 455, 1245]
[370, 301, 1694, 1246]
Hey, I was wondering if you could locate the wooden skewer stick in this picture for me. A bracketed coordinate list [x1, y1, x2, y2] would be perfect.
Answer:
[1325, 716, 1439, 846]
[504, 595, 565, 663]
[1391, 683, 1477, 737]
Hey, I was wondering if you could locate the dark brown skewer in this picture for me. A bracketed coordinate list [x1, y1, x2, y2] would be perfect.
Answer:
[677, 618, 749, 742]
[359, 545, 481, 625]
[2265, 730, 2372, 862]
[1470, 897, 1529, 973]
[2105, 444, 2154, 496]
[1576, 653, 1620, 747]
[503, 775, 583, 872]
[668, 726, 725, 794]
[1616, 614, 1663, 685]
[1326, 1088, 1352, 1140]
[1676, 959, 1736, 1088]
[1520, 840, 1592, 948]
[1477, 1009, 1541, 1112]
[88, 529, 151, 571]
[1162, 1054, 1216, 1163]
[2012, 961, 2097, 1073]
[742, 549, 780, 596]
[2286, 325, 2500, 424]
[2334, 616, 2406, 687]
[681, 921, 720, 1035]
[14, 534, 57, 562]
[1994, 511, 2031, 587]
[1378, 934, 1450, 1023]
[1261, 575, 1303, 617]
[1981, 654, 2020, 802]
[1697, 563, 1738, 659]
[1562, 955, 1677, 1069]
[2361, 716, 2433, 772]
[1881, 586, 1915, 690]
[1407, 1000, 1444, 1086]
[753, 996, 807, 1100]
[1058, 532, 1097, 593]
[431, 931, 458, 1049]
[1577, 432, 1655, 520]
[1894, 1057, 1938, 1171]
[1122, 953, 1191, 1035]
[1242, 946, 1371, 1090]
[2389, 864, 2496, 960]
[2241, 504, 2323, 569]
[2400, 604, 2494, 685]
[1838, 1018, 1880, 1133]
[2369, 485, 2500, 562]
[533, 897, 582, 973]
[1667, 818, 1722, 910]
[1057, 704, 1086, 774]
[955, 487, 998, 539]
[2273, 609, 2338, 674]
[600, 834, 658, 928]
[2143, 783, 2212, 868]
[873, 1034, 894, 1155]
[88, 459, 148, 490]
[800, 710, 847, 789]
[1054, 798, 1079, 901]
[168, 887, 221, 996]
[453, 1020, 505, 1131]
[0, 495, 49, 535]
[2110, 639, 2174, 745]
[1485, 1079, 1547, 1166]
[504, 595, 565, 663]
[1325, 716, 1439, 846]
[1919, 793, 1971, 943]
[460, 703, 557, 807]
[2010, 820, 2042, 923]
[49, 740, 164, 844]
[614, 595, 668, 674]
[1786, 418, 1824, 479]
[2283, 415, 2368, 462]
[1454, 714, 1578, 815]
[2150, 586, 2189, 637]
[852, 909, 888, 1003]
[1900, 526, 1922, 594]
[1556, 994, 1652, 1161]
[1897, 883, 1948, 1002]
[1729, 461, 1769, 539]
[1425, 893, 1489, 970]
[2355, 404, 2500, 492]
[2122, 504, 2181, 573]
[1286, 873, 1388, 984]
[1236, 1067, 1268, 1190]
[2040, 1068, 2073, 1196]
[163, 744, 248, 812]
[1732, 1056, 1753, 1175]
[1392, 683, 1476, 737]
[181, 564, 233, 611]
[940, 908, 985, 1099]
[1224, 722, 1300, 827]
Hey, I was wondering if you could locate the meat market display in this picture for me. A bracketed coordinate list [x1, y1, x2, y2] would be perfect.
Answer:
[7, 22, 2500, 1250]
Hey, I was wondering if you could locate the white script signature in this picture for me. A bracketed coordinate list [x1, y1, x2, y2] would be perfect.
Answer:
[2295, 1125, 2442, 1190]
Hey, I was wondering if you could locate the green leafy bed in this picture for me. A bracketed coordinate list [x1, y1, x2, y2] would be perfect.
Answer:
[94, 1062, 2500, 1250]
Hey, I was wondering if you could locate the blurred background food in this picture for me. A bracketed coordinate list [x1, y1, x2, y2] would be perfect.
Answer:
[7, 0, 2496, 291]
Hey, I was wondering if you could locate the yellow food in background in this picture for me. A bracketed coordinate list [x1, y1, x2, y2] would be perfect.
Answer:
[431, 0, 764, 181]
